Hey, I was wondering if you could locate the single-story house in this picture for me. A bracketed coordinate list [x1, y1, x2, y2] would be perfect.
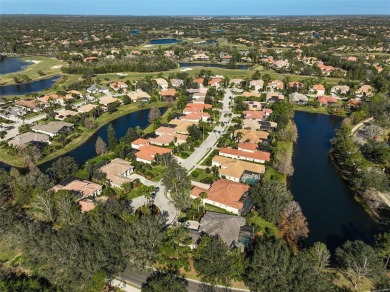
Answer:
[77, 104, 97, 113]
[212, 155, 265, 183]
[135, 144, 172, 164]
[310, 84, 326, 96]
[8, 132, 51, 148]
[244, 101, 262, 111]
[55, 109, 79, 120]
[87, 84, 109, 94]
[99, 96, 121, 106]
[131, 138, 150, 150]
[32, 121, 74, 137]
[110, 81, 128, 91]
[180, 112, 210, 122]
[317, 96, 338, 106]
[219, 147, 271, 164]
[183, 103, 212, 114]
[234, 129, 270, 143]
[249, 80, 264, 91]
[258, 120, 278, 132]
[191, 179, 251, 214]
[52, 179, 102, 198]
[99, 158, 134, 187]
[128, 90, 151, 102]
[155, 78, 169, 90]
[289, 92, 308, 104]
[170, 79, 183, 88]
[159, 89, 177, 99]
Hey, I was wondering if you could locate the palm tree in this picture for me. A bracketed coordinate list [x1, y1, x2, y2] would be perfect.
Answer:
[200, 192, 208, 213]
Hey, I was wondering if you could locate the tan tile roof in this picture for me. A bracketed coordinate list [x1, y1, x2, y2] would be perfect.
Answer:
[219, 147, 271, 162]
[54, 180, 102, 198]
[100, 158, 133, 186]
[159, 89, 176, 96]
[212, 155, 265, 180]
[77, 104, 97, 113]
[234, 129, 269, 143]
[148, 134, 175, 146]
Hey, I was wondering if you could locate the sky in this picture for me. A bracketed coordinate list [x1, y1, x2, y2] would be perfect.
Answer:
[1, 0, 389, 16]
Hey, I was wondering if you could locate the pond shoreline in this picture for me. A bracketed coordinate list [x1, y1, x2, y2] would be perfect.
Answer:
[0, 103, 169, 169]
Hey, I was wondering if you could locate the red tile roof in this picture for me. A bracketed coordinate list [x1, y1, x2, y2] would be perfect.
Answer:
[191, 179, 249, 210]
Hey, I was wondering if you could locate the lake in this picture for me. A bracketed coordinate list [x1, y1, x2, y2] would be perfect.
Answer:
[290, 111, 380, 251]
[0, 57, 33, 75]
[179, 62, 251, 70]
[0, 75, 61, 96]
[40, 107, 167, 170]
[150, 38, 181, 45]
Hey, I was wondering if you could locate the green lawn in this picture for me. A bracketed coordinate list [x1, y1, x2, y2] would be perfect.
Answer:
[205, 203, 234, 215]
[0, 55, 66, 86]
[263, 167, 286, 183]
[0, 101, 168, 167]
[294, 105, 329, 115]
[246, 212, 282, 238]
[275, 141, 293, 153]
[189, 168, 217, 183]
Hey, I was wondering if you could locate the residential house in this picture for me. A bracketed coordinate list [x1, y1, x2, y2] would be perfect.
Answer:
[310, 84, 326, 96]
[32, 121, 74, 137]
[8, 132, 50, 148]
[212, 155, 265, 183]
[288, 82, 304, 91]
[355, 85, 374, 98]
[15, 99, 39, 112]
[109, 81, 128, 91]
[345, 99, 362, 110]
[272, 59, 289, 69]
[242, 91, 261, 98]
[242, 119, 261, 131]
[219, 147, 271, 164]
[183, 103, 212, 114]
[317, 96, 338, 106]
[244, 101, 262, 111]
[208, 78, 223, 87]
[1, 106, 26, 121]
[180, 112, 210, 122]
[267, 80, 284, 91]
[289, 92, 308, 104]
[195, 212, 247, 248]
[99, 96, 121, 106]
[52, 179, 102, 198]
[170, 79, 183, 88]
[38, 93, 70, 106]
[55, 109, 78, 120]
[159, 89, 177, 99]
[193, 78, 204, 88]
[131, 138, 149, 150]
[155, 78, 169, 90]
[87, 84, 109, 94]
[331, 85, 350, 95]
[249, 80, 264, 91]
[258, 120, 278, 132]
[191, 179, 251, 214]
[77, 104, 97, 113]
[234, 129, 270, 143]
[230, 78, 244, 87]
[192, 53, 209, 61]
[99, 158, 134, 187]
[134, 144, 172, 164]
[128, 90, 151, 102]
[168, 119, 197, 135]
[266, 92, 285, 103]
[148, 135, 176, 147]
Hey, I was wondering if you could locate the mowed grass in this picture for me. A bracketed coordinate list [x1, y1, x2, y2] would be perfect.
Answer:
[263, 167, 286, 183]
[0, 56, 66, 85]
[0, 101, 168, 167]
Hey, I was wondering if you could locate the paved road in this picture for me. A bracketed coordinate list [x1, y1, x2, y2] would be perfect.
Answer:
[129, 177, 179, 224]
[181, 89, 233, 170]
[0, 114, 47, 141]
[117, 268, 249, 292]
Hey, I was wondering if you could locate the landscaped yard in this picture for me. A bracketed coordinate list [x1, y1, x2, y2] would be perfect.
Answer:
[246, 212, 282, 238]
[189, 168, 217, 184]
[263, 167, 286, 183]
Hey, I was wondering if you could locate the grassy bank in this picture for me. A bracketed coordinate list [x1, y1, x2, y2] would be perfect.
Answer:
[0, 101, 168, 168]
[0, 56, 66, 86]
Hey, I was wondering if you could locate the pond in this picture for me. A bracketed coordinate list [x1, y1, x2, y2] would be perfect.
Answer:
[0, 75, 61, 96]
[39, 107, 167, 171]
[150, 38, 181, 45]
[179, 62, 251, 70]
[0, 57, 33, 75]
[290, 111, 380, 251]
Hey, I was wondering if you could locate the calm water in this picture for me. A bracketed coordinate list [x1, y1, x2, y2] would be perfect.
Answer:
[0, 75, 61, 96]
[150, 38, 181, 45]
[179, 62, 251, 70]
[40, 107, 166, 170]
[0, 57, 33, 75]
[290, 111, 380, 251]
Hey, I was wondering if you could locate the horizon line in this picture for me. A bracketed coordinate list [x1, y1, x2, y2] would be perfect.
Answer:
[1, 13, 390, 17]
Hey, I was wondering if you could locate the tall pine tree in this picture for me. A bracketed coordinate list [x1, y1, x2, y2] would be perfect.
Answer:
[107, 123, 117, 151]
